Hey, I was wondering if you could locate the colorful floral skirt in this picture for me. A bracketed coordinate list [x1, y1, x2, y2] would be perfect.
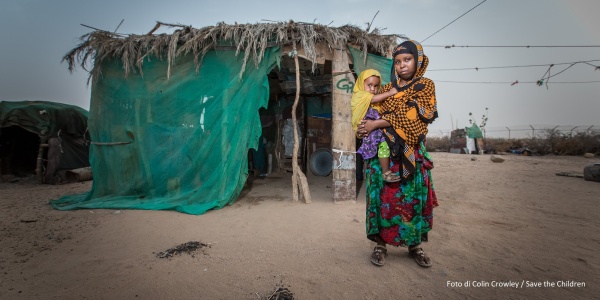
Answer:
[365, 142, 438, 247]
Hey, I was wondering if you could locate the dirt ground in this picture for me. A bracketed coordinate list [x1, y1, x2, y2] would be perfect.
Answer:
[0, 152, 598, 299]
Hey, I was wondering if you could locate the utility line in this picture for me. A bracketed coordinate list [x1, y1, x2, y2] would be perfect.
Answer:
[428, 59, 600, 71]
[435, 80, 600, 84]
[425, 45, 600, 48]
[421, 0, 487, 43]
[549, 65, 577, 78]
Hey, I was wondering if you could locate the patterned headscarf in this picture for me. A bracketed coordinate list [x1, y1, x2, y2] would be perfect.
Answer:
[390, 40, 426, 91]
[351, 69, 382, 132]
[378, 40, 437, 181]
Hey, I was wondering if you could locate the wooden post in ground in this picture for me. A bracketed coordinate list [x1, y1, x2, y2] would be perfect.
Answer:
[35, 139, 48, 184]
[331, 47, 356, 202]
[291, 41, 312, 204]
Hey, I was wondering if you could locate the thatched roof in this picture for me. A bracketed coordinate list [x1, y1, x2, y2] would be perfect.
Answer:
[63, 20, 404, 82]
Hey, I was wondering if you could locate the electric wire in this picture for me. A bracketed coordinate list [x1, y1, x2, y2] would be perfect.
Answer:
[421, 0, 487, 43]
[425, 45, 600, 48]
[428, 59, 600, 71]
[435, 80, 600, 84]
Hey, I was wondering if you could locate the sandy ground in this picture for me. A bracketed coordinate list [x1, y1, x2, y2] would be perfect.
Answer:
[0, 152, 598, 300]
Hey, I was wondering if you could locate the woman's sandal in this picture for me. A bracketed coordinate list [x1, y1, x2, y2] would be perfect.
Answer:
[409, 247, 432, 268]
[370, 245, 388, 266]
[382, 170, 401, 183]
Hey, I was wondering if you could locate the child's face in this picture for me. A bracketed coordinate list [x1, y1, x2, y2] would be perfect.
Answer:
[363, 76, 381, 95]
[394, 53, 417, 81]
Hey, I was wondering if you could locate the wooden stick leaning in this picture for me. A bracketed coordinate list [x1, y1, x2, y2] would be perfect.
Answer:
[291, 40, 312, 204]
[35, 141, 48, 183]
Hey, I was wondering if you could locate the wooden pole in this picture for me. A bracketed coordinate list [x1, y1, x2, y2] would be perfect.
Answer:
[274, 118, 283, 173]
[35, 139, 48, 184]
[331, 47, 356, 202]
[291, 40, 312, 204]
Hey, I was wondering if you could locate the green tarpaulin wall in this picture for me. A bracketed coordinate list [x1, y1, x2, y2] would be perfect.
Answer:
[466, 124, 484, 139]
[349, 47, 393, 85]
[51, 47, 281, 215]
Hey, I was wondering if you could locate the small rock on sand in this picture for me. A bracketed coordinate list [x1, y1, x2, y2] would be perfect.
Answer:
[490, 155, 505, 163]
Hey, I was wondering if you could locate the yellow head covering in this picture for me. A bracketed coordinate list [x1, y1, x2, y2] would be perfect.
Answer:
[351, 69, 381, 132]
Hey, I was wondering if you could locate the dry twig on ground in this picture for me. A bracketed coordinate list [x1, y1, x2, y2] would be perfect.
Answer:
[156, 241, 208, 259]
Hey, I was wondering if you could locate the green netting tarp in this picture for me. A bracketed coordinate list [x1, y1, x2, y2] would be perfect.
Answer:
[51, 47, 281, 215]
[466, 124, 484, 139]
[349, 47, 393, 84]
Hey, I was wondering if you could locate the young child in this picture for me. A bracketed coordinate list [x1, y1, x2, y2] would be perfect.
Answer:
[351, 69, 399, 182]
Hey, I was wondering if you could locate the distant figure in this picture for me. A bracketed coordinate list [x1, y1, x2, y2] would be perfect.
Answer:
[351, 69, 400, 182]
[358, 40, 439, 267]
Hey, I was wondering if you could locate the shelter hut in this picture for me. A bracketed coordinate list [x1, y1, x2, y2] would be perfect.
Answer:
[0, 100, 90, 184]
[53, 21, 402, 215]
[465, 123, 484, 154]
[450, 128, 468, 154]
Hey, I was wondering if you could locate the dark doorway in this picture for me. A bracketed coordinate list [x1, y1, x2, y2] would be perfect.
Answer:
[0, 126, 39, 177]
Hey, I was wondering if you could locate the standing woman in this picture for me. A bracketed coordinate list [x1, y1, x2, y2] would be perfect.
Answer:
[357, 40, 439, 268]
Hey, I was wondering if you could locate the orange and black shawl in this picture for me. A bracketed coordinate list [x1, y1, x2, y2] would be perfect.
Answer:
[379, 41, 438, 181]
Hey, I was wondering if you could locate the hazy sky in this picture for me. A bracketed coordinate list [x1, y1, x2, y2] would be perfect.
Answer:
[1, 0, 598, 137]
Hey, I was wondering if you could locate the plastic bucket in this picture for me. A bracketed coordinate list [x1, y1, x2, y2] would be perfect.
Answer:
[310, 148, 333, 176]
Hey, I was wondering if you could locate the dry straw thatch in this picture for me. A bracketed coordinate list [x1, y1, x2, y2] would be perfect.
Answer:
[63, 20, 403, 82]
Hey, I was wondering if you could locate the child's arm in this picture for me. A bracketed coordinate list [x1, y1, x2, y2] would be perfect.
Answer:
[370, 87, 398, 104]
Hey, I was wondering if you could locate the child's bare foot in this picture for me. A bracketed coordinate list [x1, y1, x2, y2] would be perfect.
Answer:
[382, 170, 401, 182]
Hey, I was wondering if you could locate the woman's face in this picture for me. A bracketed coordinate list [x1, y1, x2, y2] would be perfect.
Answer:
[363, 75, 381, 95]
[394, 53, 416, 81]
